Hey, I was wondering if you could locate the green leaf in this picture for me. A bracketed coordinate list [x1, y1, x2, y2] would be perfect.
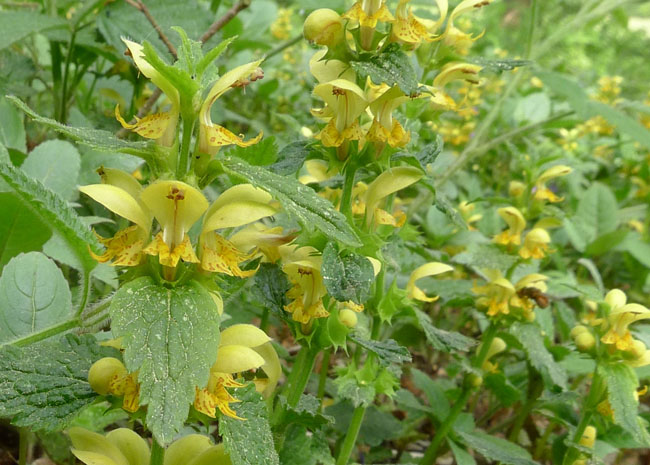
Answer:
[469, 57, 531, 72]
[279, 425, 334, 465]
[220, 157, 361, 246]
[623, 237, 650, 268]
[510, 323, 568, 389]
[412, 368, 450, 421]
[276, 394, 333, 429]
[22, 140, 81, 200]
[415, 309, 475, 352]
[0, 96, 26, 152]
[348, 334, 411, 367]
[484, 372, 522, 407]
[449, 440, 477, 465]
[514, 93, 551, 124]
[458, 430, 540, 465]
[0, 160, 99, 272]
[321, 243, 374, 305]
[0, 12, 66, 50]
[334, 369, 375, 407]
[350, 43, 419, 95]
[599, 362, 650, 445]
[577, 182, 618, 239]
[271, 141, 312, 175]
[220, 384, 279, 465]
[0, 252, 72, 344]
[227, 136, 278, 166]
[0, 334, 116, 431]
[537, 71, 590, 118]
[585, 229, 628, 256]
[0, 193, 52, 267]
[394, 135, 444, 170]
[110, 278, 220, 445]
[453, 242, 518, 273]
[591, 101, 650, 150]
[251, 263, 291, 321]
[8, 97, 157, 162]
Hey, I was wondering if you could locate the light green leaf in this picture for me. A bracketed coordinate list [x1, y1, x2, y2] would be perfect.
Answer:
[0, 97, 26, 152]
[577, 183, 618, 240]
[350, 43, 419, 95]
[220, 157, 361, 246]
[110, 278, 220, 445]
[0, 252, 72, 344]
[279, 425, 334, 465]
[412, 368, 450, 421]
[537, 71, 590, 118]
[458, 430, 540, 465]
[591, 101, 650, 150]
[0, 12, 66, 50]
[623, 237, 650, 268]
[453, 242, 519, 273]
[0, 160, 100, 272]
[0, 334, 117, 431]
[220, 384, 279, 465]
[599, 362, 650, 445]
[511, 323, 568, 389]
[449, 440, 477, 465]
[0, 193, 52, 267]
[514, 93, 551, 124]
[321, 243, 374, 305]
[348, 334, 411, 367]
[22, 140, 81, 200]
[415, 309, 475, 352]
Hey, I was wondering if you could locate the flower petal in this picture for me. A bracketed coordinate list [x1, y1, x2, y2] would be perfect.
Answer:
[164, 435, 212, 465]
[105, 429, 150, 465]
[219, 324, 271, 348]
[365, 166, 423, 226]
[213, 344, 265, 374]
[79, 184, 151, 232]
[68, 428, 129, 465]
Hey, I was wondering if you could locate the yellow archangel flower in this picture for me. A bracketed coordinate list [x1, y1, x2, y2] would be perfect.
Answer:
[88, 357, 140, 413]
[343, 0, 394, 49]
[473, 270, 516, 317]
[600, 289, 650, 362]
[478, 336, 506, 372]
[280, 245, 329, 325]
[230, 223, 295, 264]
[425, 62, 482, 111]
[312, 78, 368, 148]
[406, 262, 454, 302]
[198, 60, 264, 155]
[198, 184, 278, 276]
[439, 0, 492, 54]
[364, 165, 423, 227]
[458, 200, 482, 228]
[69, 427, 232, 465]
[533, 165, 572, 203]
[116, 39, 180, 147]
[493, 206, 526, 246]
[390, 0, 435, 46]
[194, 324, 281, 419]
[309, 49, 356, 84]
[519, 228, 551, 259]
[510, 273, 548, 321]
[367, 82, 411, 148]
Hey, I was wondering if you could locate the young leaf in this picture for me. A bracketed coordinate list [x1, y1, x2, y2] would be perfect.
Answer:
[350, 43, 419, 95]
[458, 430, 540, 465]
[220, 384, 280, 465]
[110, 277, 220, 445]
[598, 362, 650, 445]
[220, 157, 362, 246]
[348, 334, 411, 367]
[0, 161, 99, 273]
[0, 334, 117, 431]
[0, 252, 72, 344]
[510, 322, 568, 389]
[321, 243, 374, 305]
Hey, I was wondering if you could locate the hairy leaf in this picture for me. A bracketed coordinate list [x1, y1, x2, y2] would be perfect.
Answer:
[321, 243, 374, 304]
[350, 43, 419, 95]
[458, 430, 540, 465]
[511, 323, 568, 389]
[415, 309, 475, 352]
[348, 334, 411, 367]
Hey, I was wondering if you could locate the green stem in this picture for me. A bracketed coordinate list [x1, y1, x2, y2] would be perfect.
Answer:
[59, 28, 77, 123]
[18, 428, 29, 465]
[335, 405, 366, 465]
[420, 324, 498, 465]
[317, 349, 331, 410]
[525, 0, 538, 59]
[177, 116, 195, 179]
[4, 317, 80, 348]
[75, 270, 92, 317]
[508, 366, 543, 442]
[286, 345, 318, 407]
[339, 164, 357, 219]
[150, 438, 165, 465]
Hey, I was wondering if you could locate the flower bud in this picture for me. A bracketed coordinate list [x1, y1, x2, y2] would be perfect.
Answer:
[570, 325, 588, 339]
[578, 425, 596, 449]
[629, 339, 647, 359]
[467, 373, 483, 388]
[303, 9, 344, 46]
[509, 180, 526, 197]
[88, 357, 127, 395]
[339, 308, 358, 328]
[574, 331, 596, 352]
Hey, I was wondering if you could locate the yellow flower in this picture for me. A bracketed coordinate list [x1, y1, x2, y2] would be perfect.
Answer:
[459, 200, 482, 228]
[519, 228, 551, 259]
[303, 9, 344, 47]
[88, 357, 140, 413]
[367, 83, 411, 148]
[439, 0, 493, 54]
[343, 0, 394, 49]
[194, 324, 280, 419]
[390, 0, 434, 46]
[230, 224, 294, 264]
[281, 245, 329, 325]
[406, 262, 454, 302]
[197, 61, 264, 155]
[533, 165, 572, 203]
[425, 62, 482, 110]
[116, 39, 180, 147]
[309, 49, 356, 84]
[478, 336, 506, 372]
[271, 7, 293, 40]
[493, 206, 526, 246]
[364, 166, 423, 227]
[600, 289, 650, 352]
[312, 78, 368, 148]
[511, 273, 548, 320]
[198, 184, 278, 276]
[473, 270, 516, 317]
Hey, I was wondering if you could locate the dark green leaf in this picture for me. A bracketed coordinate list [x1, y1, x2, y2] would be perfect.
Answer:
[279, 425, 334, 465]
[321, 243, 374, 304]
[272, 141, 312, 175]
[221, 157, 361, 246]
[449, 440, 477, 465]
[110, 278, 220, 445]
[0, 161, 99, 272]
[453, 242, 518, 273]
[511, 323, 568, 389]
[415, 309, 475, 352]
[458, 430, 540, 465]
[0, 12, 66, 51]
[0, 334, 116, 431]
[469, 57, 531, 72]
[0, 252, 72, 344]
[412, 368, 450, 421]
[394, 135, 444, 170]
[252, 263, 291, 320]
[348, 334, 411, 367]
[228, 136, 278, 166]
[350, 43, 419, 95]
[220, 384, 279, 465]
[276, 394, 333, 429]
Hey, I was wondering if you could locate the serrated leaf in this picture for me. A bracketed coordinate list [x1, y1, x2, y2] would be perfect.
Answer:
[0, 252, 72, 344]
[252, 263, 291, 320]
[511, 323, 568, 389]
[220, 384, 279, 465]
[334, 371, 375, 408]
[453, 242, 519, 273]
[415, 309, 475, 352]
[277, 394, 333, 429]
[449, 440, 477, 465]
[458, 430, 540, 465]
[221, 157, 361, 246]
[279, 424, 334, 465]
[272, 141, 312, 175]
[394, 135, 444, 170]
[348, 334, 411, 367]
[321, 243, 373, 305]
[0, 161, 99, 272]
[350, 43, 419, 95]
[228, 136, 278, 166]
[8, 97, 157, 162]
[598, 362, 650, 445]
[110, 277, 220, 445]
[0, 334, 116, 431]
[22, 140, 81, 200]
[469, 57, 531, 72]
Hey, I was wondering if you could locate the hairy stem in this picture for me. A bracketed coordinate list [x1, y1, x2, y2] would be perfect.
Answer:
[3, 317, 80, 348]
